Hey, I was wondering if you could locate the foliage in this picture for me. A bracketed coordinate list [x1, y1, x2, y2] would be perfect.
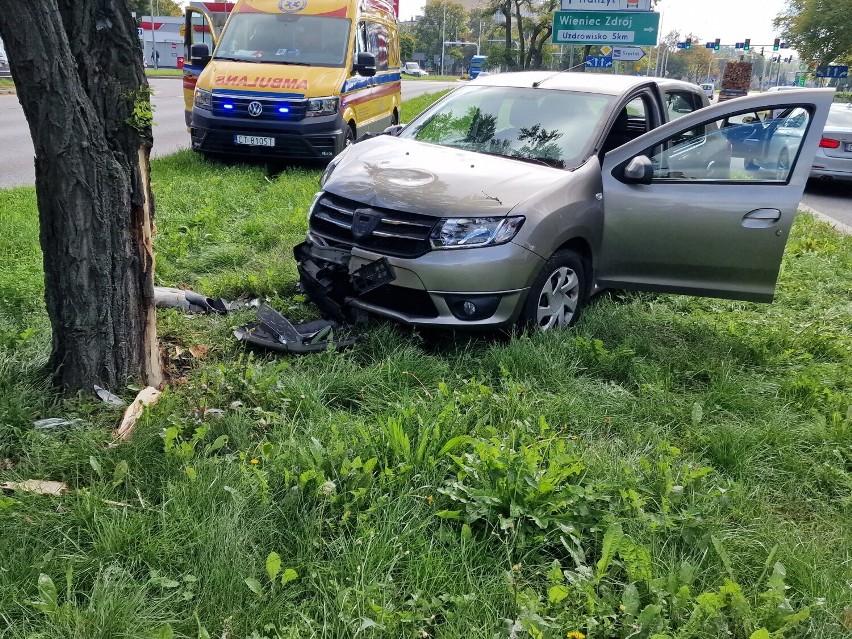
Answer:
[126, 0, 183, 17]
[774, 0, 852, 66]
[413, 0, 468, 73]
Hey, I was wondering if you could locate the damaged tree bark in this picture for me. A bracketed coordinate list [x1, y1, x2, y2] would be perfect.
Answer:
[0, 1, 162, 392]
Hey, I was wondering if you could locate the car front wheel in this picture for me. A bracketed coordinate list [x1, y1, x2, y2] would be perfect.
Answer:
[521, 249, 587, 331]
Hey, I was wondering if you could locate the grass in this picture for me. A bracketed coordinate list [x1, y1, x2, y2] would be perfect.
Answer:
[145, 68, 184, 77]
[1, 89, 851, 638]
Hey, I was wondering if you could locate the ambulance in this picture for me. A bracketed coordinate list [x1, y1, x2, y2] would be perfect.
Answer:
[183, 0, 401, 161]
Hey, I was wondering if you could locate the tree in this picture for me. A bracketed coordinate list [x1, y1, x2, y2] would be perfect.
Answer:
[0, 1, 161, 393]
[413, 0, 467, 73]
[400, 32, 415, 62]
[775, 0, 852, 66]
[126, 0, 183, 17]
[524, 0, 559, 70]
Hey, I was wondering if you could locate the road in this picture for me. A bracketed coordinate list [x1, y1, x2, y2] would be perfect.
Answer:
[0, 78, 458, 189]
[1, 78, 848, 232]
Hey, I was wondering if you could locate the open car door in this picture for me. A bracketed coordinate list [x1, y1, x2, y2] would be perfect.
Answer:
[598, 89, 834, 302]
[182, 2, 234, 127]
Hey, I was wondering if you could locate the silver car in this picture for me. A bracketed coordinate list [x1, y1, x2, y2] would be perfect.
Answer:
[810, 103, 852, 182]
[295, 72, 833, 331]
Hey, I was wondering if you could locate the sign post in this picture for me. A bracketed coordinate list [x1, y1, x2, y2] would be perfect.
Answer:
[552, 11, 660, 46]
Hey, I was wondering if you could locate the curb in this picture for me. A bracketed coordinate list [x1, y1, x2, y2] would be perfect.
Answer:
[798, 202, 852, 235]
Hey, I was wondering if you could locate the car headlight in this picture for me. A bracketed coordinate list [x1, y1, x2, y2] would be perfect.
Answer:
[194, 88, 212, 110]
[429, 216, 525, 249]
[306, 97, 339, 118]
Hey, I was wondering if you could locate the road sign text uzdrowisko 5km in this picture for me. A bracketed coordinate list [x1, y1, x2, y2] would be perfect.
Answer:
[552, 10, 660, 46]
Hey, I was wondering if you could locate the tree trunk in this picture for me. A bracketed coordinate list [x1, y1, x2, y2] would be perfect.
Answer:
[578, 44, 592, 72]
[513, 0, 525, 69]
[0, 0, 162, 393]
[502, 2, 513, 69]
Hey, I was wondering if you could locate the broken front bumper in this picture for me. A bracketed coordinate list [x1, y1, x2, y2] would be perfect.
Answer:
[295, 234, 543, 329]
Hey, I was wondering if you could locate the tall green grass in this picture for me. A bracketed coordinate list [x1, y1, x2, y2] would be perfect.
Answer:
[1, 90, 851, 637]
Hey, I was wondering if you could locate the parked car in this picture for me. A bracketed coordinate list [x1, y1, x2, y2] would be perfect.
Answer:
[402, 62, 429, 77]
[700, 83, 714, 100]
[295, 72, 832, 331]
[810, 102, 852, 182]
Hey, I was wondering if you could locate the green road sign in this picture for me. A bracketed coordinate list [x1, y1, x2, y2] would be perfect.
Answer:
[552, 11, 661, 46]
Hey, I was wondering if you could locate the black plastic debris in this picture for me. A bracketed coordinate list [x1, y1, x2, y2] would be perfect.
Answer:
[234, 304, 361, 354]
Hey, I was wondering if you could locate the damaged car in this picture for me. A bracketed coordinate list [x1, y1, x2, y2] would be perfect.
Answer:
[295, 72, 833, 331]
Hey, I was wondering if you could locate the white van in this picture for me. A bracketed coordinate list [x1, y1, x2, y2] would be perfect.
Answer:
[700, 83, 714, 100]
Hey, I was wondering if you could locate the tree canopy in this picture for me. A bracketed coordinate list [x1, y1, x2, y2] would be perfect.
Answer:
[126, 0, 183, 16]
[774, 0, 852, 66]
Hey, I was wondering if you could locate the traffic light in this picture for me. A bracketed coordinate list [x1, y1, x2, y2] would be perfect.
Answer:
[713, 38, 720, 51]
[743, 38, 750, 51]
[685, 37, 692, 50]
[773, 38, 780, 51]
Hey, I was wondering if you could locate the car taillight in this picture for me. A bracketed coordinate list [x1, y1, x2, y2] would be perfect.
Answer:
[819, 137, 840, 149]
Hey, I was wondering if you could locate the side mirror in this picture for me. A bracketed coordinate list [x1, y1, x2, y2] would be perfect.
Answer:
[354, 52, 376, 77]
[622, 155, 653, 185]
[382, 124, 404, 136]
[190, 43, 211, 67]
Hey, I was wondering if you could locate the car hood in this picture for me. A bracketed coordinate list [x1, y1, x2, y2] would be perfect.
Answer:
[324, 136, 569, 217]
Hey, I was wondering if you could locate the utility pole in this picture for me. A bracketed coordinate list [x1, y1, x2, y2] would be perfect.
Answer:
[440, 1, 446, 76]
[149, 0, 158, 70]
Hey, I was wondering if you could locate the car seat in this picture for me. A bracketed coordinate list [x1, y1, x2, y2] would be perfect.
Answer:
[601, 108, 633, 155]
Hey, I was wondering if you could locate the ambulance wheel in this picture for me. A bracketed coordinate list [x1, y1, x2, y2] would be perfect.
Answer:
[391, 108, 399, 126]
[344, 123, 356, 147]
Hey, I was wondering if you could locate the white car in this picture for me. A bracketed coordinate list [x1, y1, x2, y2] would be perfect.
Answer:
[810, 103, 852, 182]
[402, 62, 428, 77]
[700, 83, 714, 100]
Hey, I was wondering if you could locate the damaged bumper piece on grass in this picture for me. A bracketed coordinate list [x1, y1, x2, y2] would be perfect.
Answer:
[233, 304, 361, 354]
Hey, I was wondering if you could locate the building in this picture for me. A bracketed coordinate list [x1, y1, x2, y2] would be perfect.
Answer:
[139, 15, 185, 68]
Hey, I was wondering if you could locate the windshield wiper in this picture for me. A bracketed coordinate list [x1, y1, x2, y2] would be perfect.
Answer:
[473, 149, 563, 169]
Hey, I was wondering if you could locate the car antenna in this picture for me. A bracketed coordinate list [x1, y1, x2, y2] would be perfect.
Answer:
[532, 59, 587, 88]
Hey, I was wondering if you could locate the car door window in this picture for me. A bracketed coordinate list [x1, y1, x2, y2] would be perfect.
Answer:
[665, 91, 701, 121]
[650, 107, 813, 182]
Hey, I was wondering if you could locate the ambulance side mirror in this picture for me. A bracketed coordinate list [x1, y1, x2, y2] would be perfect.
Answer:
[190, 43, 211, 67]
[354, 52, 376, 77]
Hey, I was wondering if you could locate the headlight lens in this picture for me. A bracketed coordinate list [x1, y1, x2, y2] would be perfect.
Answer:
[194, 88, 212, 110]
[429, 216, 525, 249]
[306, 97, 339, 117]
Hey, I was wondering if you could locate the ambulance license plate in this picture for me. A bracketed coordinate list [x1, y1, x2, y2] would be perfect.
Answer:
[235, 135, 275, 147]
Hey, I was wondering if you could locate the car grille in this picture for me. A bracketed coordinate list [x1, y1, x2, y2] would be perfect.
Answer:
[310, 192, 437, 258]
[212, 93, 308, 121]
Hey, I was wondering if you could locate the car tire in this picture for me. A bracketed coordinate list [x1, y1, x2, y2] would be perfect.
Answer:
[344, 123, 356, 147]
[521, 249, 587, 331]
[775, 149, 789, 181]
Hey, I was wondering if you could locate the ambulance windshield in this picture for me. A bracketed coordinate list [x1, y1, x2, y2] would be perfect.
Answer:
[216, 13, 351, 67]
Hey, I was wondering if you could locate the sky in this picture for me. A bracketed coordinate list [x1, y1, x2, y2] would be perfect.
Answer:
[397, 0, 792, 49]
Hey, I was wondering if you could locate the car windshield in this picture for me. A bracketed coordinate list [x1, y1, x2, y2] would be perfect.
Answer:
[216, 13, 350, 67]
[400, 86, 614, 169]
[826, 105, 852, 128]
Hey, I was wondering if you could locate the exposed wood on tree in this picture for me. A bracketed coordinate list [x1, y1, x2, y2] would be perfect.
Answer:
[113, 386, 162, 441]
[0, 0, 162, 393]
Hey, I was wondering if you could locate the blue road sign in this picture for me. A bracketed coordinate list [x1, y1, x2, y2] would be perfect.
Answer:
[816, 65, 849, 78]
[585, 55, 613, 68]
[705, 42, 714, 49]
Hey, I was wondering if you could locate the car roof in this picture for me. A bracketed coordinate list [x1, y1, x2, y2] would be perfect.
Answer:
[470, 71, 702, 97]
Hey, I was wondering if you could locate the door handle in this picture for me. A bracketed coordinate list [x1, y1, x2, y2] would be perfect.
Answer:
[742, 208, 781, 228]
